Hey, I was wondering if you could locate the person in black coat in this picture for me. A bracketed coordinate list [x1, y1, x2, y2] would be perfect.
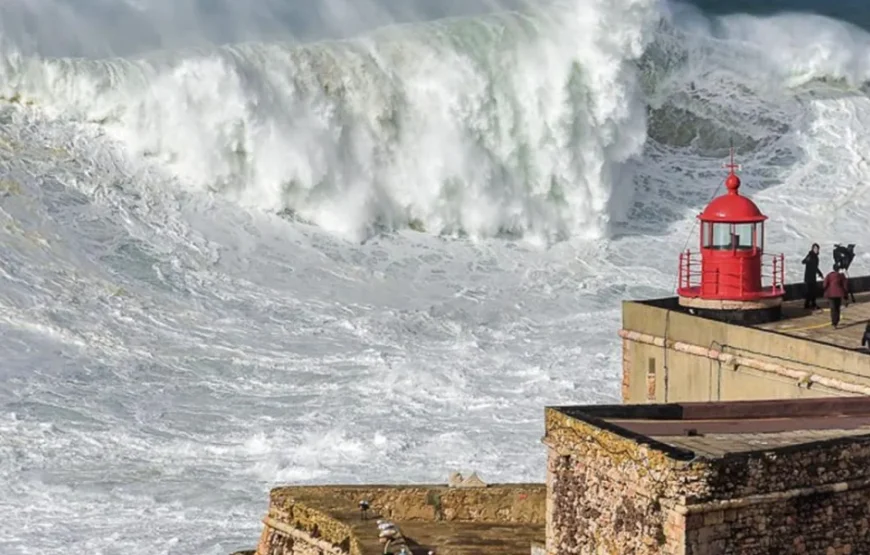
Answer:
[802, 243, 823, 309]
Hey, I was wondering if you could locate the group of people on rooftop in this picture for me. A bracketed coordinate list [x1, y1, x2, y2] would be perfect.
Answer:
[802, 243, 850, 328]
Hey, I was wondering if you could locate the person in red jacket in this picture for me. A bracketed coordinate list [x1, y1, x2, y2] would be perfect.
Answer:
[823, 264, 849, 328]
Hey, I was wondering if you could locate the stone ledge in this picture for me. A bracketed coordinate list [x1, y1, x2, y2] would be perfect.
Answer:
[263, 515, 354, 554]
[254, 484, 545, 555]
[259, 499, 363, 555]
[678, 476, 870, 515]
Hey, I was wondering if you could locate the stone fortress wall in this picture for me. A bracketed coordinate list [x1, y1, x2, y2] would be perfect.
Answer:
[252, 479, 545, 555]
[544, 404, 870, 555]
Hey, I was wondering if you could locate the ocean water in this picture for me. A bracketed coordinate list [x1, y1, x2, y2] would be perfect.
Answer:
[1, 0, 869, 553]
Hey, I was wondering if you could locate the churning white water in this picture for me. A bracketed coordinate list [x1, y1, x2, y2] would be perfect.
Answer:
[1, 0, 869, 553]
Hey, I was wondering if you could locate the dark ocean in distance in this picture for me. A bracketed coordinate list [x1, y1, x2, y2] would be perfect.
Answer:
[693, 0, 867, 24]
[1, 0, 868, 58]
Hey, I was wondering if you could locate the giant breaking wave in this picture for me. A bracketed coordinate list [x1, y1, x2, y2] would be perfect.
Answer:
[1, 0, 866, 243]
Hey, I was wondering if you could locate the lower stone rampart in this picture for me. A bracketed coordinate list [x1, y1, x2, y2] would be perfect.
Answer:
[269, 484, 545, 524]
[256, 500, 362, 555]
[253, 484, 545, 555]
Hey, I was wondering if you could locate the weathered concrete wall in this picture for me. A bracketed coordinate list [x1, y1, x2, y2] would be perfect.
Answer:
[544, 407, 870, 555]
[620, 298, 870, 404]
[623, 338, 846, 404]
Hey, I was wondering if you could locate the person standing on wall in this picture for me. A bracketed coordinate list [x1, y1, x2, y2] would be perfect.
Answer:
[801, 243, 823, 309]
[823, 264, 849, 328]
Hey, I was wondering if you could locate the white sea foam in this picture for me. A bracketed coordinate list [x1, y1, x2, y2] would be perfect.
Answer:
[0, 0, 666, 243]
[0, 1, 870, 554]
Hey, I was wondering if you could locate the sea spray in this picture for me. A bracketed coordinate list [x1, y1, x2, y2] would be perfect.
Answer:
[0, 0, 665, 242]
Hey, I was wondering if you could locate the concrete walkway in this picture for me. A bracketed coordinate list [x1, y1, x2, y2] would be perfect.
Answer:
[758, 292, 870, 351]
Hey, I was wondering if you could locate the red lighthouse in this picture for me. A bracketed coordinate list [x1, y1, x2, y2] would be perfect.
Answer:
[677, 150, 785, 323]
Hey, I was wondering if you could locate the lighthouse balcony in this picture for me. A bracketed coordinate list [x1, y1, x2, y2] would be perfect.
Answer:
[677, 250, 785, 301]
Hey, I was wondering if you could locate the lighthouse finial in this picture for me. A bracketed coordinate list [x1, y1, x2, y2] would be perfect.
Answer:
[723, 145, 740, 175]
[723, 143, 741, 193]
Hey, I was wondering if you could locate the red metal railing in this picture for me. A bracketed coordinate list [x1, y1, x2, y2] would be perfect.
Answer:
[677, 251, 785, 298]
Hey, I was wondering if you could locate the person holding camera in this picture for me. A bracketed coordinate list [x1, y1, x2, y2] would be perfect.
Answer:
[801, 243, 823, 309]
[833, 243, 857, 304]
[823, 264, 849, 328]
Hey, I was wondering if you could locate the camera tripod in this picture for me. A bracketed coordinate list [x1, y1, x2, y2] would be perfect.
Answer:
[843, 268, 857, 304]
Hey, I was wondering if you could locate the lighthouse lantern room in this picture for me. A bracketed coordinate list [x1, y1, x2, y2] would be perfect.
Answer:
[677, 150, 785, 323]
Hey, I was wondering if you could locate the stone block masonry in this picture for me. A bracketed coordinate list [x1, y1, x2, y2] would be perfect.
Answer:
[257, 499, 360, 555]
[682, 441, 870, 555]
[544, 409, 705, 554]
[250, 483, 545, 555]
[544, 400, 870, 555]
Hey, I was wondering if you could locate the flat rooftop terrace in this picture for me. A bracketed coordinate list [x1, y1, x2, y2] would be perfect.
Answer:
[267, 484, 544, 555]
[553, 397, 870, 459]
[756, 291, 870, 350]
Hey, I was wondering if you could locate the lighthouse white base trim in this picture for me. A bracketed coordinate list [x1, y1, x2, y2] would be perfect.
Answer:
[677, 296, 783, 311]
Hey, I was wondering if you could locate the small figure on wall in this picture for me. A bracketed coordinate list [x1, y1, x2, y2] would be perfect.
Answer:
[823, 264, 849, 328]
[801, 243, 823, 310]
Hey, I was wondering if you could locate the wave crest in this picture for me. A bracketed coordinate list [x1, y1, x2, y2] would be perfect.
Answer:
[0, 0, 664, 243]
[3, 1, 870, 242]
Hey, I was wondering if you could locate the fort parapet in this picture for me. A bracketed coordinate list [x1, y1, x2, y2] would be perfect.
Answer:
[253, 483, 545, 555]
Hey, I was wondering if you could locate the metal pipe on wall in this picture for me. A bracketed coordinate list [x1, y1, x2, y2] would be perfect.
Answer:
[618, 329, 870, 397]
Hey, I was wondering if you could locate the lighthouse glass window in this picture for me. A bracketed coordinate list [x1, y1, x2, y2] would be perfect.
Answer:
[708, 223, 757, 250]
[709, 223, 732, 249]
[733, 223, 754, 250]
